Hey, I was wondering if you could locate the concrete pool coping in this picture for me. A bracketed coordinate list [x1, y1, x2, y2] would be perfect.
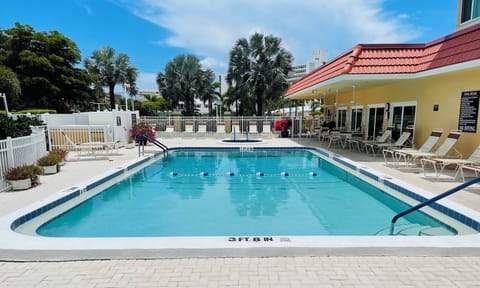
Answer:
[1, 138, 480, 261]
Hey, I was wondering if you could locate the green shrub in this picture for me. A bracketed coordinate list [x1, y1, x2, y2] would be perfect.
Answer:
[0, 114, 44, 139]
[13, 109, 56, 114]
[37, 153, 62, 166]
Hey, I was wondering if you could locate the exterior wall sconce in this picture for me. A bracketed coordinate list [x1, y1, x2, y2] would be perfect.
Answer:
[351, 85, 356, 105]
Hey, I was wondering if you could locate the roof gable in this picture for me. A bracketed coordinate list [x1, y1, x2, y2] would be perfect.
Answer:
[286, 23, 480, 97]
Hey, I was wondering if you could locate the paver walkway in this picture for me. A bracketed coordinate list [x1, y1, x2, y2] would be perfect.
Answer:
[1, 257, 479, 287]
[1, 137, 480, 287]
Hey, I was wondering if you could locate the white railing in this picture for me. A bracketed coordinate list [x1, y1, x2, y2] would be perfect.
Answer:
[139, 116, 321, 137]
[0, 131, 47, 191]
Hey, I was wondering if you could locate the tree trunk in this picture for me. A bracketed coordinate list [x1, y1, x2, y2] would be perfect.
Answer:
[256, 92, 263, 116]
[109, 83, 116, 110]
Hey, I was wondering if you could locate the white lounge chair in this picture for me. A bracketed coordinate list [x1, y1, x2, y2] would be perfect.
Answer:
[197, 122, 207, 134]
[216, 122, 225, 134]
[460, 164, 480, 181]
[397, 130, 461, 166]
[249, 121, 258, 133]
[262, 121, 271, 135]
[185, 122, 194, 133]
[357, 127, 393, 154]
[421, 144, 480, 179]
[61, 132, 110, 159]
[165, 125, 174, 133]
[384, 128, 443, 166]
[231, 122, 240, 134]
[364, 131, 411, 157]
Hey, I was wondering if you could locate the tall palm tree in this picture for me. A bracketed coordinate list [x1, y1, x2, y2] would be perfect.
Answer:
[198, 71, 218, 115]
[226, 33, 293, 116]
[84, 46, 138, 110]
[157, 54, 215, 116]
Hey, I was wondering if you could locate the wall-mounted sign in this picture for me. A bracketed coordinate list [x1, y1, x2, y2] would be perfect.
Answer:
[458, 90, 480, 133]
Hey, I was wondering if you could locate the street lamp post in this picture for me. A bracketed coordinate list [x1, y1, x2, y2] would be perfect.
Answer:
[0, 93, 9, 115]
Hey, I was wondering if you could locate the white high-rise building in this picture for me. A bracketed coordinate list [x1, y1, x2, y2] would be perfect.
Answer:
[287, 49, 327, 83]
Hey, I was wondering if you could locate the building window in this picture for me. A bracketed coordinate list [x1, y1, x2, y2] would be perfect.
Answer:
[461, 0, 480, 23]
[337, 108, 347, 130]
[350, 108, 363, 132]
[391, 104, 416, 140]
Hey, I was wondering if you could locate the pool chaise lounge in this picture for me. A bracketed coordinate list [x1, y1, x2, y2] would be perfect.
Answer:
[383, 128, 443, 166]
[366, 131, 411, 157]
[395, 130, 462, 166]
[421, 144, 480, 179]
[357, 126, 393, 153]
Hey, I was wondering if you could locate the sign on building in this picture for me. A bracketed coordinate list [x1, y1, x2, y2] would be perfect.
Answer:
[458, 90, 480, 133]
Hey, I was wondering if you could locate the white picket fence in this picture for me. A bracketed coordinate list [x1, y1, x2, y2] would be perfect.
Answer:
[0, 131, 48, 191]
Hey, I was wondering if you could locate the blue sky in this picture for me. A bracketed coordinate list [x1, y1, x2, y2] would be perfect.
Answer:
[0, 0, 458, 91]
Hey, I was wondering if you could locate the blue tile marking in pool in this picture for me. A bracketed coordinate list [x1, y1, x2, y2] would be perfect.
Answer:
[10, 189, 81, 230]
[384, 179, 480, 231]
[85, 170, 124, 191]
[10, 146, 480, 233]
[360, 168, 379, 181]
[10, 156, 157, 231]
[332, 156, 357, 171]
[127, 156, 151, 171]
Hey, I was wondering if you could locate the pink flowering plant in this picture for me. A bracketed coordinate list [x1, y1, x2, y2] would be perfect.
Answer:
[130, 122, 155, 143]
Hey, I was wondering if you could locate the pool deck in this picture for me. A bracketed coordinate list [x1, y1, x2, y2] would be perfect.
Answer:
[1, 136, 480, 287]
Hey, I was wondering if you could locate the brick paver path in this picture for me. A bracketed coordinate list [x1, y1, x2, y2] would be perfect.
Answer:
[1, 257, 479, 287]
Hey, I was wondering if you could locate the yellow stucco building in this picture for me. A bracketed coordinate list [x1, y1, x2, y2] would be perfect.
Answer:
[285, 0, 480, 157]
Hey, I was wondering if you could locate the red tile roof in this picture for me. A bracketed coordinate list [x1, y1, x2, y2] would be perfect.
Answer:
[286, 23, 480, 97]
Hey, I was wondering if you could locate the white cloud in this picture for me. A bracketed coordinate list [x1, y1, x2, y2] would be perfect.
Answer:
[125, 0, 420, 73]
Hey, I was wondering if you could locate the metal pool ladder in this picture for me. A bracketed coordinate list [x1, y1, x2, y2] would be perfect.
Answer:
[142, 134, 168, 158]
[389, 176, 480, 235]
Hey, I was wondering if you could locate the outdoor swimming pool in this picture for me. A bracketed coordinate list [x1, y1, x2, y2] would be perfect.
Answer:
[3, 146, 480, 260]
[21, 148, 465, 237]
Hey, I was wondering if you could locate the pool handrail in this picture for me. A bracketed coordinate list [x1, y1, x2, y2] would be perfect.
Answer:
[389, 176, 480, 235]
[142, 134, 168, 156]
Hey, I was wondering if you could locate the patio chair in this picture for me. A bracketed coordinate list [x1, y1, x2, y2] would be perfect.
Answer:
[232, 122, 240, 134]
[261, 121, 272, 136]
[197, 122, 207, 134]
[327, 130, 342, 148]
[421, 144, 480, 179]
[216, 122, 225, 134]
[61, 132, 111, 159]
[364, 131, 411, 157]
[357, 127, 393, 153]
[165, 125, 174, 133]
[460, 164, 480, 181]
[396, 129, 461, 166]
[317, 127, 330, 142]
[185, 122, 194, 133]
[383, 128, 443, 166]
[248, 121, 258, 133]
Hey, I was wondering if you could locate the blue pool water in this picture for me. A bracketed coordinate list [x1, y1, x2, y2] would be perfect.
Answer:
[36, 149, 453, 237]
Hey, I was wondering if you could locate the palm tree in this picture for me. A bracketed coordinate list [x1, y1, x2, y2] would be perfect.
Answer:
[84, 46, 138, 110]
[226, 33, 293, 116]
[157, 54, 215, 116]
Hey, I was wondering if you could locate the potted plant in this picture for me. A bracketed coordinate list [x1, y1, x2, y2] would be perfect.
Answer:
[4, 164, 41, 190]
[274, 119, 291, 138]
[130, 122, 155, 145]
[37, 153, 62, 175]
[50, 149, 69, 166]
